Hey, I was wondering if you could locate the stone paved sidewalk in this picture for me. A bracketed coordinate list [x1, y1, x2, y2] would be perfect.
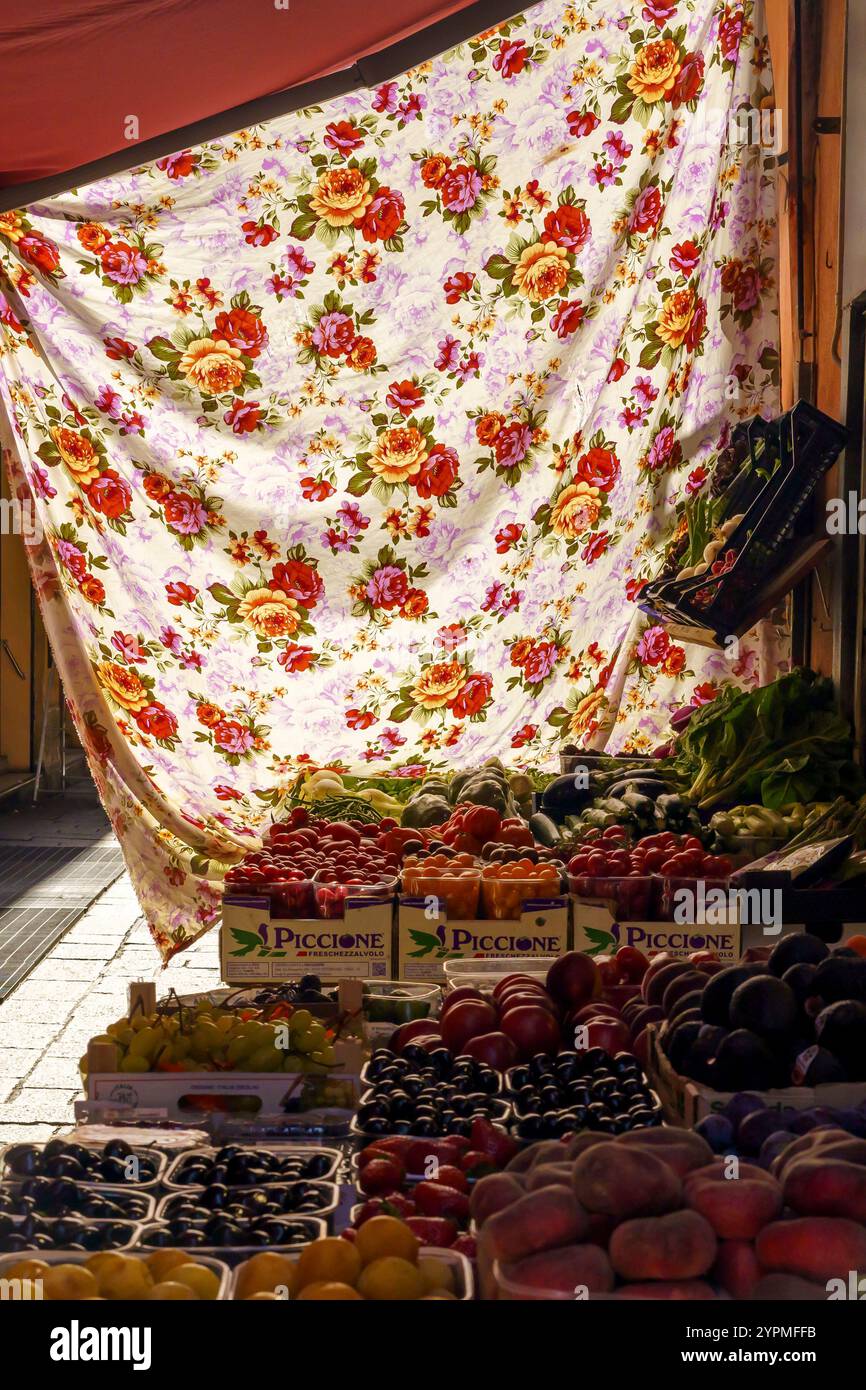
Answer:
[0, 869, 222, 1144]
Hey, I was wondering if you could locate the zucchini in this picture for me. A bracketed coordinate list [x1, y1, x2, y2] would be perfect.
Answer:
[529, 812, 561, 846]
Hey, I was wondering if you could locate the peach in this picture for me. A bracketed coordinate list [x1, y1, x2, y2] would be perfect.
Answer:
[609, 1210, 718, 1281]
[499, 1243, 614, 1297]
[617, 1125, 713, 1177]
[756, 1217, 866, 1283]
[769, 1127, 851, 1178]
[572, 1142, 681, 1219]
[783, 1159, 866, 1223]
[469, 1172, 525, 1226]
[483, 1186, 588, 1263]
[525, 1163, 575, 1192]
[684, 1170, 782, 1238]
[585, 1212, 617, 1248]
[610, 1280, 717, 1300]
[714, 1239, 762, 1299]
[685, 1158, 778, 1187]
[528, 1139, 573, 1168]
[563, 1132, 608, 1161]
[751, 1273, 830, 1301]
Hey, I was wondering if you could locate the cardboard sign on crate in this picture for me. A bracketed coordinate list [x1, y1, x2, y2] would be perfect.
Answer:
[396, 896, 570, 981]
[220, 893, 393, 983]
[572, 895, 866, 963]
[571, 896, 741, 962]
[646, 1024, 866, 1128]
[84, 1037, 364, 1124]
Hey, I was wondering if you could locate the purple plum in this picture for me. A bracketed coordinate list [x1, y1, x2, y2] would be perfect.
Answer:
[695, 1113, 735, 1154]
[738, 1107, 793, 1155]
[722, 1091, 767, 1135]
[757, 1130, 794, 1169]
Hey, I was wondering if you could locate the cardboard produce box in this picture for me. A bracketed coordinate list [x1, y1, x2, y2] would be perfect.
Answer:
[646, 1024, 866, 1128]
[397, 895, 570, 981]
[220, 893, 393, 984]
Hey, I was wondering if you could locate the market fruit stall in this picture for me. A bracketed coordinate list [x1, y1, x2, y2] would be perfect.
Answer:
[6, 669, 866, 1303]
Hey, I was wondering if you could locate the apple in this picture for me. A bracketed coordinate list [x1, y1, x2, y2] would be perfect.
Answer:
[391, 1019, 441, 1052]
[494, 978, 542, 1000]
[440, 987, 490, 1017]
[439, 999, 498, 1052]
[545, 951, 599, 1008]
[595, 955, 621, 988]
[574, 1016, 631, 1055]
[393, 1031, 441, 1054]
[604, 983, 643, 1010]
[615, 945, 650, 982]
[572, 1003, 621, 1023]
[501, 1004, 561, 1059]
[461, 1031, 518, 1070]
[498, 990, 558, 1020]
[640, 951, 674, 1001]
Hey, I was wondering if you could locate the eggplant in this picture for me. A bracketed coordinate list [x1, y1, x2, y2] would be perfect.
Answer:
[540, 774, 596, 816]
[605, 778, 669, 800]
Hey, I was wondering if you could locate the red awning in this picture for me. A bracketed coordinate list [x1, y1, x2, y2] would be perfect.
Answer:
[0, 0, 483, 190]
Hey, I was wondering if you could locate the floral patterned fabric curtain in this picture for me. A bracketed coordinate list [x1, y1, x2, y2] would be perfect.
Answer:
[0, 0, 781, 960]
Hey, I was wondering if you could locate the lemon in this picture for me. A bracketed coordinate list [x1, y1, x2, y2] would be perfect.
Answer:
[171, 1264, 220, 1300]
[355, 1215, 420, 1267]
[43, 1265, 99, 1301]
[357, 1257, 424, 1301]
[144, 1250, 192, 1282]
[97, 1255, 153, 1301]
[294, 1238, 361, 1292]
[148, 1282, 197, 1300]
[296, 1282, 363, 1300]
[235, 1252, 297, 1300]
[418, 1257, 456, 1293]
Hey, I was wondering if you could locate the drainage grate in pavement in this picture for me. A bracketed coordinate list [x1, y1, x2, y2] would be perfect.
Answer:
[0, 843, 125, 999]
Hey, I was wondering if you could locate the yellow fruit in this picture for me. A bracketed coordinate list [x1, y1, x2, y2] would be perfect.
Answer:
[144, 1250, 192, 1282]
[148, 1282, 197, 1300]
[235, 1252, 297, 1300]
[85, 1253, 126, 1280]
[418, 1257, 456, 1294]
[423, 1291, 458, 1299]
[247, 1046, 282, 1072]
[97, 1255, 154, 1300]
[355, 1215, 420, 1267]
[294, 1238, 361, 1292]
[5, 1259, 47, 1281]
[43, 1265, 99, 1301]
[171, 1264, 220, 1300]
[120, 1054, 151, 1073]
[246, 1291, 279, 1300]
[296, 1282, 363, 1301]
[357, 1256, 425, 1301]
